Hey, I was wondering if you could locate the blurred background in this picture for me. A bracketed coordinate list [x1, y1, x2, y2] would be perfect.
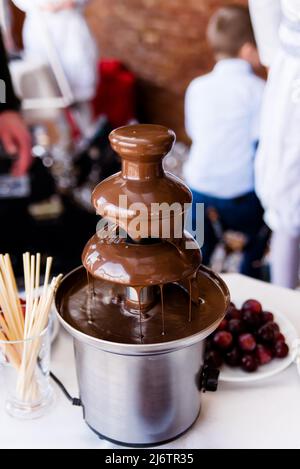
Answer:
[8, 0, 247, 142]
[0, 0, 274, 284]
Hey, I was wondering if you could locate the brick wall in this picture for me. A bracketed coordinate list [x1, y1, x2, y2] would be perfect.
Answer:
[10, 0, 248, 141]
[86, 0, 247, 141]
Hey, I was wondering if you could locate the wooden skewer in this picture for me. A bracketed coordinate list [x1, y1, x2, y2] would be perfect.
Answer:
[27, 298, 39, 339]
[27, 255, 35, 330]
[22, 276, 62, 396]
[4, 254, 24, 332]
[0, 272, 19, 341]
[0, 314, 10, 338]
[0, 331, 21, 369]
[0, 251, 61, 404]
[19, 253, 38, 398]
[18, 253, 32, 397]
[23, 253, 30, 337]
[0, 255, 21, 338]
[39, 257, 53, 317]
[18, 256, 61, 402]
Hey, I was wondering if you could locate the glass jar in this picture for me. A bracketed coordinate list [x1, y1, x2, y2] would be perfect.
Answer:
[0, 323, 55, 419]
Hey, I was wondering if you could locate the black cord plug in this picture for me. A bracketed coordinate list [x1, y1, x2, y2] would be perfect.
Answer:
[50, 371, 81, 407]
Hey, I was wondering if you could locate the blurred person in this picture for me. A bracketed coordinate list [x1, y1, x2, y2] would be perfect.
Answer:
[0, 0, 16, 53]
[0, 29, 32, 176]
[0, 28, 33, 263]
[249, 0, 300, 289]
[184, 5, 269, 279]
[13, 0, 98, 130]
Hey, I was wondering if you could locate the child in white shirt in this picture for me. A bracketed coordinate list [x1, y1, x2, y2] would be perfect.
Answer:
[184, 5, 269, 278]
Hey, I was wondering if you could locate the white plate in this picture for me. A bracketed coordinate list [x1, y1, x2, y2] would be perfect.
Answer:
[219, 301, 298, 383]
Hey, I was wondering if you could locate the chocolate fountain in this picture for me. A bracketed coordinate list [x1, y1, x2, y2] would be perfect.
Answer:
[55, 124, 230, 446]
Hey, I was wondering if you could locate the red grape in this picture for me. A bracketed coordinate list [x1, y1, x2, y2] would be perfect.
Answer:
[205, 350, 223, 368]
[261, 311, 274, 324]
[241, 355, 258, 373]
[259, 322, 279, 343]
[243, 309, 263, 330]
[228, 319, 245, 336]
[225, 348, 241, 367]
[217, 319, 228, 331]
[238, 333, 257, 352]
[274, 342, 289, 359]
[226, 308, 242, 320]
[213, 331, 233, 350]
[276, 333, 286, 343]
[242, 299, 262, 314]
[215, 297, 288, 373]
[226, 302, 237, 314]
[256, 344, 273, 365]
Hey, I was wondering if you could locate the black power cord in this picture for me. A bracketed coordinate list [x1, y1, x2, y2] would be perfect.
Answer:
[50, 371, 81, 407]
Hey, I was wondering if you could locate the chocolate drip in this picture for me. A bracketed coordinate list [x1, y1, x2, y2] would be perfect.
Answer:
[188, 277, 193, 323]
[86, 271, 94, 325]
[160, 284, 165, 336]
[137, 287, 144, 344]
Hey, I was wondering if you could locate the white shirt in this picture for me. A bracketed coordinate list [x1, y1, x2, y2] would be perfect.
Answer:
[249, 0, 300, 66]
[184, 59, 265, 198]
[12, 0, 98, 102]
[249, 0, 300, 235]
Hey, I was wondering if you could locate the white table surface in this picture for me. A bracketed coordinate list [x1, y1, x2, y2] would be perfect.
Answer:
[1, 273, 300, 449]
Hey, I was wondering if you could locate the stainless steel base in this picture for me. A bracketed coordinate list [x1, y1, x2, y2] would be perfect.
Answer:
[86, 411, 201, 448]
[74, 338, 204, 446]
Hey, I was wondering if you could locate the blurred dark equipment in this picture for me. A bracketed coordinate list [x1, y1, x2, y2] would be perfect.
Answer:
[206, 206, 270, 280]
[0, 145, 32, 275]
[29, 157, 55, 203]
[64, 59, 137, 212]
[0, 144, 14, 174]
[0, 140, 55, 202]
[28, 118, 122, 274]
[71, 118, 121, 212]
[75, 120, 120, 186]
[0, 54, 137, 276]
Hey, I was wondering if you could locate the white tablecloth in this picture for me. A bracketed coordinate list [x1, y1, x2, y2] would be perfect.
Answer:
[1, 274, 300, 449]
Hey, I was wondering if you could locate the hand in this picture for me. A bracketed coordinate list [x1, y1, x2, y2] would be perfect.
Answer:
[0, 112, 32, 177]
[42, 1, 76, 12]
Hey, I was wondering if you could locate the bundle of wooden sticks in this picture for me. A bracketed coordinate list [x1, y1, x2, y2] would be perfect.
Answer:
[0, 253, 62, 402]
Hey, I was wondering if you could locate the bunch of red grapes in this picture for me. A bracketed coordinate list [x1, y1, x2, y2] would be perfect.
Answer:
[205, 299, 289, 373]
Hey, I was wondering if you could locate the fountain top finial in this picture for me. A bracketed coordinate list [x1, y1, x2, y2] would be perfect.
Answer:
[109, 124, 176, 169]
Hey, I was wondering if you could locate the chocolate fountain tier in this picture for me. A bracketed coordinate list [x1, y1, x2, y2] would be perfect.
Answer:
[56, 265, 230, 347]
[92, 125, 191, 239]
[82, 232, 201, 286]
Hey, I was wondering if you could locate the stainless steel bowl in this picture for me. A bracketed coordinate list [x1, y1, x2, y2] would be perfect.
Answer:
[55, 266, 229, 446]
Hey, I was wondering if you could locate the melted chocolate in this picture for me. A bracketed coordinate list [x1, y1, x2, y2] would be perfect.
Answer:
[57, 266, 229, 345]
[82, 231, 201, 286]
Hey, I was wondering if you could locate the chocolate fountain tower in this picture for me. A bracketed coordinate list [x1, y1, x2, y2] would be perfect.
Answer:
[56, 124, 229, 446]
